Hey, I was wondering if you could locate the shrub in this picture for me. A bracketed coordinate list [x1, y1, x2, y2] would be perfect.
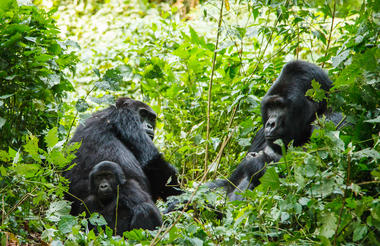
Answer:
[0, 0, 77, 148]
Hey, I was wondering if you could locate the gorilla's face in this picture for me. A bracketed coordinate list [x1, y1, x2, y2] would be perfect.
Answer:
[93, 169, 117, 202]
[138, 108, 156, 140]
[261, 95, 288, 144]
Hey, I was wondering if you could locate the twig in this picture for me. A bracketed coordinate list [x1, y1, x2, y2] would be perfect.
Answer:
[356, 180, 380, 186]
[151, 2, 225, 245]
[204, 0, 225, 173]
[321, 0, 336, 68]
[114, 185, 120, 236]
[64, 85, 97, 146]
[1, 195, 4, 225]
[333, 151, 351, 246]
[336, 115, 347, 130]
[210, 2, 292, 178]
[4, 187, 38, 220]
[22, 179, 92, 215]
[249, 0, 289, 78]
[210, 104, 237, 179]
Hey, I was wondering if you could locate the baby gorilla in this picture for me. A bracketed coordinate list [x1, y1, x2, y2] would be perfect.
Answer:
[85, 161, 162, 235]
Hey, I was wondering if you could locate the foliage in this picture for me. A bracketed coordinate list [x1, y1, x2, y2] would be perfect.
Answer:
[0, 0, 77, 149]
[0, 0, 379, 244]
[0, 128, 79, 244]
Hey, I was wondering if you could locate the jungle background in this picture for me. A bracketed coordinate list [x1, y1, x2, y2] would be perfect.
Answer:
[0, 0, 379, 244]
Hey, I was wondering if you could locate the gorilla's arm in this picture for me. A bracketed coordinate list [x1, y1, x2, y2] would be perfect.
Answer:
[143, 155, 183, 201]
[247, 128, 266, 153]
[118, 179, 162, 231]
[207, 128, 267, 191]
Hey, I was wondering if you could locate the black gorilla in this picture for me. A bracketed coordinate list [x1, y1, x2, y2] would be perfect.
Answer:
[84, 161, 162, 234]
[214, 60, 343, 200]
[64, 97, 182, 219]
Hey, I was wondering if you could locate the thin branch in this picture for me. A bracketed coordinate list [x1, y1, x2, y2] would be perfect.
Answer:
[1, 196, 5, 225]
[151, 2, 225, 245]
[204, 0, 225, 173]
[210, 105, 237, 179]
[333, 151, 351, 246]
[321, 0, 336, 68]
[114, 185, 120, 236]
[4, 187, 37, 220]
[21, 179, 91, 215]
[357, 180, 380, 186]
[64, 84, 97, 146]
[210, 2, 292, 178]
[249, 0, 289, 78]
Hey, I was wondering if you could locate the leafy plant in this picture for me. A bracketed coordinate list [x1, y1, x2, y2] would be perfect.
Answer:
[0, 0, 378, 244]
[0, 128, 79, 244]
[0, 0, 77, 148]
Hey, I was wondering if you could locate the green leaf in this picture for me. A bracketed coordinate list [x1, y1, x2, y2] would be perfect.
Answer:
[189, 26, 200, 44]
[332, 50, 350, 67]
[23, 135, 41, 163]
[89, 213, 107, 226]
[353, 148, 380, 161]
[45, 127, 59, 148]
[96, 68, 122, 90]
[93, 68, 100, 78]
[365, 115, 380, 123]
[281, 212, 290, 222]
[0, 94, 13, 99]
[0, 117, 5, 129]
[353, 224, 367, 242]
[123, 229, 145, 241]
[75, 99, 89, 112]
[3, 32, 22, 47]
[326, 131, 345, 151]
[0, 165, 7, 176]
[0, 0, 17, 13]
[190, 238, 203, 246]
[58, 215, 77, 234]
[24, 36, 37, 43]
[238, 138, 251, 147]
[14, 164, 39, 177]
[169, 226, 178, 242]
[259, 167, 280, 191]
[47, 148, 68, 168]
[320, 213, 337, 238]
[35, 54, 53, 62]
[46, 201, 72, 222]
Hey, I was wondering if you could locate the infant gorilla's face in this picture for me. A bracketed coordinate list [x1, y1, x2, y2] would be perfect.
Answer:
[94, 170, 117, 202]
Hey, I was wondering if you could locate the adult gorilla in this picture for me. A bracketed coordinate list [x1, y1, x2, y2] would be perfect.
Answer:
[64, 97, 182, 216]
[213, 60, 344, 200]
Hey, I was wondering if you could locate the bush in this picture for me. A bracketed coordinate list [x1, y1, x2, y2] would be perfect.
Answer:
[0, 0, 77, 148]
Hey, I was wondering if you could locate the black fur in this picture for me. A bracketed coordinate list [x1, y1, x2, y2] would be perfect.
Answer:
[64, 97, 181, 229]
[212, 61, 343, 200]
[85, 161, 162, 235]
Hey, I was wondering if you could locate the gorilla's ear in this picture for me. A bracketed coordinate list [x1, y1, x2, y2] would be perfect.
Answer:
[89, 171, 96, 194]
[305, 98, 321, 120]
[116, 167, 127, 185]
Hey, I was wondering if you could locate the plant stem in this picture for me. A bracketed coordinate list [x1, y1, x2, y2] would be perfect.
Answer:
[322, 0, 336, 68]
[150, 1, 225, 245]
[64, 85, 97, 146]
[204, 0, 225, 173]
[333, 152, 351, 246]
[114, 185, 120, 236]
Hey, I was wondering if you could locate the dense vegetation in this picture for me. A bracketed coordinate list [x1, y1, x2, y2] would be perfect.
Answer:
[0, 0, 379, 244]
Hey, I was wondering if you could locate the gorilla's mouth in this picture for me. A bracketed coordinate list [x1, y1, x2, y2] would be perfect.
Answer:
[99, 192, 113, 202]
[265, 135, 281, 141]
[146, 131, 154, 140]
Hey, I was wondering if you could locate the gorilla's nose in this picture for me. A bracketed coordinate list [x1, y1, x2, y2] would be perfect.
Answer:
[100, 183, 109, 190]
